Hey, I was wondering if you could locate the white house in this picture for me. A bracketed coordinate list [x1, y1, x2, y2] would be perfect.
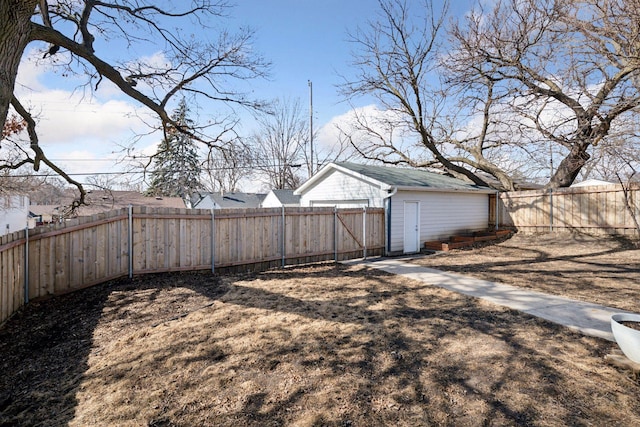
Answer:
[0, 194, 29, 235]
[260, 189, 301, 208]
[192, 192, 267, 209]
[294, 162, 496, 254]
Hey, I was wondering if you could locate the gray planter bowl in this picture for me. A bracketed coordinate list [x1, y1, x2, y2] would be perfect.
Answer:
[611, 313, 640, 364]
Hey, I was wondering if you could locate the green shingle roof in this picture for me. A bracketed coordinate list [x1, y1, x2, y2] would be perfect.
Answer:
[335, 162, 491, 192]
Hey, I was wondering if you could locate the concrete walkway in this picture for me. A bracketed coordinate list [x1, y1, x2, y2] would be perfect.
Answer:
[347, 257, 637, 342]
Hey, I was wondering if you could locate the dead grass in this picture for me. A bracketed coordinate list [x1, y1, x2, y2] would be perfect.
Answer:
[413, 232, 640, 312]
[0, 259, 639, 426]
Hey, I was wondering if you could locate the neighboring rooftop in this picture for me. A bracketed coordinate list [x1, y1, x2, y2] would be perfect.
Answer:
[194, 192, 267, 209]
[570, 179, 616, 188]
[266, 189, 301, 206]
[30, 190, 185, 217]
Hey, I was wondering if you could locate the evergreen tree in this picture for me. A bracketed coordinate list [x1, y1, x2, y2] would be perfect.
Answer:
[146, 99, 202, 198]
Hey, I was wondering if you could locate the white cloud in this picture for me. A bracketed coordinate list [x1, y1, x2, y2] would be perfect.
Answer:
[6, 50, 170, 192]
[15, 52, 49, 93]
[24, 92, 150, 145]
[317, 104, 414, 157]
[13, 51, 162, 173]
[317, 104, 380, 148]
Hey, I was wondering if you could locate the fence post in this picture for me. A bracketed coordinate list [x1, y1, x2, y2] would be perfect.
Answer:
[549, 189, 554, 232]
[281, 206, 286, 268]
[211, 209, 215, 273]
[128, 205, 133, 278]
[495, 192, 500, 230]
[362, 206, 367, 260]
[334, 207, 338, 262]
[24, 225, 29, 304]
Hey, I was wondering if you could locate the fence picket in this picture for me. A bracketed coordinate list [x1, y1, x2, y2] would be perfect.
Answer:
[491, 184, 640, 234]
[0, 206, 384, 325]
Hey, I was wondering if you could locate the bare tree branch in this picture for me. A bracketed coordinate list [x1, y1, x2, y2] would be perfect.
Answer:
[0, 0, 269, 210]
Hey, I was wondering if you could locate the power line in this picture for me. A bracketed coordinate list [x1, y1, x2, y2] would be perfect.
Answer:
[4, 171, 136, 178]
[47, 158, 128, 162]
[3, 163, 304, 178]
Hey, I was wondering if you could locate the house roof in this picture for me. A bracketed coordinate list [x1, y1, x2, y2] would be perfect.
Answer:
[29, 205, 60, 216]
[570, 179, 616, 187]
[268, 189, 301, 205]
[30, 190, 185, 217]
[475, 172, 543, 191]
[206, 192, 267, 209]
[295, 162, 496, 194]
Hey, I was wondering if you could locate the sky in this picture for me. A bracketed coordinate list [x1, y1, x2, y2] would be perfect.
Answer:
[12, 0, 476, 191]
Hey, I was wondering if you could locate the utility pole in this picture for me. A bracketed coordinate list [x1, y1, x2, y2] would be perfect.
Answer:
[308, 80, 314, 176]
[549, 140, 554, 178]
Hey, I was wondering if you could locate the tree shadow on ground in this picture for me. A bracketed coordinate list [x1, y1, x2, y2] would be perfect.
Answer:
[196, 265, 632, 426]
[0, 263, 638, 426]
[0, 273, 228, 426]
[414, 233, 640, 312]
[0, 283, 110, 426]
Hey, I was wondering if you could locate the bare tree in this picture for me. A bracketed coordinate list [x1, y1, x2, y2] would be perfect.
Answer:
[613, 159, 640, 246]
[0, 0, 269, 209]
[0, 166, 67, 203]
[249, 98, 307, 190]
[580, 132, 640, 183]
[340, 0, 492, 187]
[341, 0, 640, 190]
[202, 139, 252, 193]
[1, 115, 30, 194]
[28, 177, 67, 205]
[447, 0, 640, 188]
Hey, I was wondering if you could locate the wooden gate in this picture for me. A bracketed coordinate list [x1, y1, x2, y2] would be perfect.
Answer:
[335, 208, 385, 260]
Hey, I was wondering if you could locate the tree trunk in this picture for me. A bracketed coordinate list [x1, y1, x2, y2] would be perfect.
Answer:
[0, 0, 38, 127]
[546, 143, 591, 189]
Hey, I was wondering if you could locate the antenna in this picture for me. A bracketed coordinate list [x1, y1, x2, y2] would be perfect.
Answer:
[308, 80, 314, 176]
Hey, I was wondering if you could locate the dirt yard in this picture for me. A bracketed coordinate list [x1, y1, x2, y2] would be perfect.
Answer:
[1, 238, 639, 426]
[414, 232, 640, 312]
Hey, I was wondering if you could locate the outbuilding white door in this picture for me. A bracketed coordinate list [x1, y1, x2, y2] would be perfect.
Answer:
[403, 201, 420, 253]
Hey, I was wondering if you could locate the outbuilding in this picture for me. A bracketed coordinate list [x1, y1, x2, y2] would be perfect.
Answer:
[294, 162, 496, 254]
[260, 189, 301, 208]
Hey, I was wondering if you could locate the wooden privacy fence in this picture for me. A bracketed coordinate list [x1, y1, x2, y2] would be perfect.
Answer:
[0, 206, 385, 324]
[489, 184, 640, 234]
